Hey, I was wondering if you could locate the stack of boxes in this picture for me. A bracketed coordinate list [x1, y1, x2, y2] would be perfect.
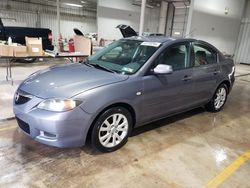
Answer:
[25, 37, 43, 56]
[0, 35, 92, 57]
[74, 35, 92, 56]
[0, 37, 43, 57]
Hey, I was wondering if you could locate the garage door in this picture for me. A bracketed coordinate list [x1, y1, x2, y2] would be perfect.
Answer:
[235, 0, 250, 64]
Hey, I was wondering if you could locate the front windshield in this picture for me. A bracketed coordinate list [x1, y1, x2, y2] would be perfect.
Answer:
[88, 39, 160, 74]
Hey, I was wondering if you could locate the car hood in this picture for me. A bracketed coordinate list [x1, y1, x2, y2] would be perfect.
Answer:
[18, 63, 128, 99]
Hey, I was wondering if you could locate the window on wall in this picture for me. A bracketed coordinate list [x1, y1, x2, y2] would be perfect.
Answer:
[193, 44, 217, 66]
[155, 44, 190, 71]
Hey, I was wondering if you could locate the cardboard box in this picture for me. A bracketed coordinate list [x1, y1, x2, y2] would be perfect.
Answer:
[0, 44, 8, 56]
[8, 45, 14, 56]
[74, 35, 92, 56]
[14, 46, 28, 57]
[25, 37, 43, 56]
[0, 44, 14, 57]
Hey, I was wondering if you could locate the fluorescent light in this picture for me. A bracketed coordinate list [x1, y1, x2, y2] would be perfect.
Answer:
[174, 31, 181, 35]
[63, 3, 83, 7]
[175, 6, 190, 9]
[81, 0, 86, 3]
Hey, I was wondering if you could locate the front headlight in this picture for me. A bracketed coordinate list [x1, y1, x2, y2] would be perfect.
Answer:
[37, 99, 81, 112]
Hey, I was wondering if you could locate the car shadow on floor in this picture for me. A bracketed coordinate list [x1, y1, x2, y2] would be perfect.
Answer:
[131, 107, 205, 137]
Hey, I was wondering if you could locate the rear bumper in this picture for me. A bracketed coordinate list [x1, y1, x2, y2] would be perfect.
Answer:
[229, 76, 235, 93]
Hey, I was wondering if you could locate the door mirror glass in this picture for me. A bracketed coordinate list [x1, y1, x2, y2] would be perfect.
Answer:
[153, 64, 173, 74]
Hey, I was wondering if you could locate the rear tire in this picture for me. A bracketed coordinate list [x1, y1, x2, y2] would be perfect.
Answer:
[205, 84, 228, 112]
[91, 107, 132, 152]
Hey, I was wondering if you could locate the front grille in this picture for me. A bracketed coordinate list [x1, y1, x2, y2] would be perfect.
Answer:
[16, 117, 30, 134]
[14, 90, 32, 105]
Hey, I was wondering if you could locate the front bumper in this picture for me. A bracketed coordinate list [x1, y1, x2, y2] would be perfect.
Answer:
[13, 96, 93, 148]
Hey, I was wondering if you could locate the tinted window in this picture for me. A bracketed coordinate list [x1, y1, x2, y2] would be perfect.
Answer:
[155, 44, 189, 71]
[193, 44, 217, 66]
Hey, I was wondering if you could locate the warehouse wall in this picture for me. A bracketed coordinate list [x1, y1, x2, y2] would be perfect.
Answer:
[235, 0, 250, 64]
[97, 0, 160, 41]
[40, 14, 96, 40]
[0, 0, 97, 42]
[186, 0, 245, 55]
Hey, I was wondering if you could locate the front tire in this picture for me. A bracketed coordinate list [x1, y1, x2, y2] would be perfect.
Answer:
[205, 84, 228, 112]
[16, 58, 37, 63]
[91, 107, 132, 152]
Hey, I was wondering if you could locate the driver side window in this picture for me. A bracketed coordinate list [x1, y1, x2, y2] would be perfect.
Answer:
[155, 44, 190, 71]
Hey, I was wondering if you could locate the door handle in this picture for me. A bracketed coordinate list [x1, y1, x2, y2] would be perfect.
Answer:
[213, 70, 220, 75]
[182, 75, 192, 81]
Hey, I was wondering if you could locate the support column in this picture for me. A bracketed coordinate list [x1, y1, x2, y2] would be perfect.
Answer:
[165, 2, 175, 37]
[36, 11, 41, 28]
[158, 1, 168, 34]
[139, 0, 146, 36]
[57, 0, 60, 39]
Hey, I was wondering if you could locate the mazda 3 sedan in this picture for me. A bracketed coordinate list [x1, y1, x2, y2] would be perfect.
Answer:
[13, 37, 235, 152]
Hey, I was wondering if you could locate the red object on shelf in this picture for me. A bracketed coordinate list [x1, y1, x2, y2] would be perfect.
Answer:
[48, 33, 52, 42]
[68, 38, 75, 52]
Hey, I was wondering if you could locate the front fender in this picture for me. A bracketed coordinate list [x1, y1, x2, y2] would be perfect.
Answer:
[74, 77, 143, 124]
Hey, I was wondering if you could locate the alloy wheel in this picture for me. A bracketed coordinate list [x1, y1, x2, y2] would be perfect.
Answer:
[98, 113, 128, 148]
[214, 87, 227, 110]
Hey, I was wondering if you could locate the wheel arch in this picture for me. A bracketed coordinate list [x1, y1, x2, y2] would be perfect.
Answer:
[86, 102, 136, 142]
[218, 80, 231, 92]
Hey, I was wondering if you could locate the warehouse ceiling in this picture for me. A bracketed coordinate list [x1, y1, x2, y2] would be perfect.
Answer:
[133, 0, 190, 8]
[6, 0, 190, 12]
[6, 0, 97, 11]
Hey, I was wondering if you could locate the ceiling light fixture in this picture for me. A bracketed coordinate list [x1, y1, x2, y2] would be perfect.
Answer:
[175, 6, 190, 9]
[63, 3, 83, 7]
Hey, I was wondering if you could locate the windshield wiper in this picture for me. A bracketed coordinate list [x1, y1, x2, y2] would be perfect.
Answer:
[81, 59, 93, 67]
[91, 64, 117, 73]
[81, 60, 117, 73]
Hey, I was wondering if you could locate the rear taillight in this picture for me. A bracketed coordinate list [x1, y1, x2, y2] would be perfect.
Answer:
[48, 32, 52, 42]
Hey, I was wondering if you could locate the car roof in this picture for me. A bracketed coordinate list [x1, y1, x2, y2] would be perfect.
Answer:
[123, 36, 221, 53]
[125, 36, 197, 44]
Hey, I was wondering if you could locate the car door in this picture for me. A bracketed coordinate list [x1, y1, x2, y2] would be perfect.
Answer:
[191, 42, 220, 105]
[140, 42, 195, 123]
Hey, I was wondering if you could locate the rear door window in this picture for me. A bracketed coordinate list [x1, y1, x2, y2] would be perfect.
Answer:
[193, 44, 217, 66]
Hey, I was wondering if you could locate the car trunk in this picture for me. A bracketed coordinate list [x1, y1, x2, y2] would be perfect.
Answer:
[116, 24, 138, 38]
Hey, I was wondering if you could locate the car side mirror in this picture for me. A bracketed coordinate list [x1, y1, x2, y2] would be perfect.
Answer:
[153, 64, 173, 74]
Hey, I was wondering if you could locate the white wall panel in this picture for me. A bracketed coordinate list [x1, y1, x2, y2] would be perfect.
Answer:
[41, 13, 96, 41]
[0, 9, 37, 27]
[235, 0, 250, 64]
[186, 0, 245, 54]
[97, 0, 160, 40]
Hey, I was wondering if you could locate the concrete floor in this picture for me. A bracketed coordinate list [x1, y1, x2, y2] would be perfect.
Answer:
[0, 59, 67, 120]
[0, 62, 250, 188]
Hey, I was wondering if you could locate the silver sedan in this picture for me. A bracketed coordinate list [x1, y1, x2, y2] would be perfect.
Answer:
[13, 37, 235, 152]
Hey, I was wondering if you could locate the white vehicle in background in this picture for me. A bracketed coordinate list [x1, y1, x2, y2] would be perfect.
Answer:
[142, 32, 165, 37]
[85, 33, 98, 42]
